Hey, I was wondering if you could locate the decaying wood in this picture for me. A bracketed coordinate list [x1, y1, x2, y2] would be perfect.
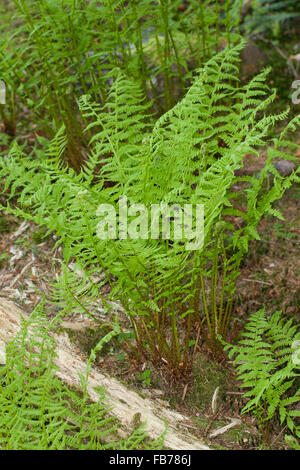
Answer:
[0, 297, 210, 450]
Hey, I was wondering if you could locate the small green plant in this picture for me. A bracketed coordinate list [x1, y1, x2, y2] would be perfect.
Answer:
[141, 369, 152, 388]
[222, 308, 300, 447]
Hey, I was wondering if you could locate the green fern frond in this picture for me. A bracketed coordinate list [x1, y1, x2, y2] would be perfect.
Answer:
[223, 308, 300, 442]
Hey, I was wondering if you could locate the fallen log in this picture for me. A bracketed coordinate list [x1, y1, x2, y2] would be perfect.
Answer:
[0, 297, 210, 450]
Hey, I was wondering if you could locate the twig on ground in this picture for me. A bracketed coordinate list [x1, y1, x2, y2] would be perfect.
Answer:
[241, 278, 272, 286]
[9, 260, 34, 289]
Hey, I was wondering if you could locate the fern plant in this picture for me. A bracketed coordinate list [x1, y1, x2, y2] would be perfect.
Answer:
[222, 308, 300, 447]
[0, 301, 163, 450]
[244, 0, 300, 36]
[0, 42, 299, 379]
[0, 0, 243, 167]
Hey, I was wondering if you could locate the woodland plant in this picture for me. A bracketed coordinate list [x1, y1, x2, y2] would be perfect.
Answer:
[0, 0, 243, 168]
[222, 308, 300, 448]
[244, 0, 300, 36]
[0, 301, 163, 450]
[0, 42, 300, 380]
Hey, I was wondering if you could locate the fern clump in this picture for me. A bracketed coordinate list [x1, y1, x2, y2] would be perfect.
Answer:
[0, 302, 163, 450]
[223, 308, 300, 447]
[0, 0, 243, 167]
[0, 42, 299, 379]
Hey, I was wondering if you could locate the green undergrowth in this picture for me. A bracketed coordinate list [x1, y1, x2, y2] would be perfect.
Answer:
[0, 302, 164, 450]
